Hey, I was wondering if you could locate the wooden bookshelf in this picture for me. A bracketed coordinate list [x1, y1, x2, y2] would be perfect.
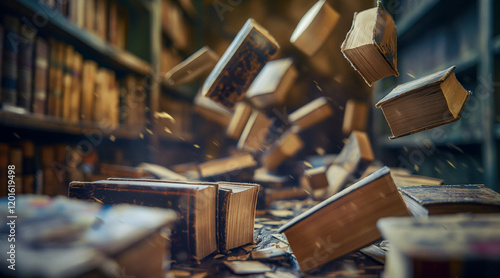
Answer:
[375, 0, 498, 190]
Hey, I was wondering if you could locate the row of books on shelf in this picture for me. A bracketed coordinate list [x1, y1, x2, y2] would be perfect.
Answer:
[40, 0, 128, 49]
[0, 14, 146, 128]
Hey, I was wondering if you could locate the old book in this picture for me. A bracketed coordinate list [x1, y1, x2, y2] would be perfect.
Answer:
[95, 0, 108, 41]
[80, 60, 98, 122]
[217, 182, 260, 253]
[41, 145, 57, 196]
[116, 5, 128, 49]
[278, 167, 410, 272]
[69, 179, 218, 261]
[93, 68, 108, 123]
[108, 0, 118, 45]
[378, 214, 500, 278]
[326, 131, 374, 196]
[84, 0, 96, 34]
[194, 88, 233, 127]
[341, 1, 398, 86]
[32, 37, 49, 115]
[342, 99, 369, 135]
[17, 25, 35, 110]
[22, 141, 36, 194]
[398, 184, 500, 217]
[69, 52, 83, 123]
[52, 41, 64, 117]
[0, 195, 177, 278]
[69, 0, 85, 28]
[202, 18, 279, 108]
[246, 58, 298, 109]
[375, 66, 471, 139]
[237, 111, 273, 152]
[261, 127, 304, 171]
[226, 101, 253, 140]
[288, 97, 333, 130]
[61, 44, 74, 120]
[300, 166, 328, 197]
[392, 173, 444, 187]
[290, 0, 340, 56]
[1, 16, 20, 106]
[105, 71, 119, 128]
[165, 46, 219, 86]
[198, 153, 257, 179]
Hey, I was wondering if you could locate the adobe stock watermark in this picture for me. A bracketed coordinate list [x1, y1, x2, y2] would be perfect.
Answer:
[213, 0, 243, 21]
[397, 74, 497, 171]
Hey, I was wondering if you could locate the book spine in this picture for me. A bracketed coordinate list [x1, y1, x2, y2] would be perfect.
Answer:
[95, 0, 108, 41]
[108, 0, 118, 46]
[62, 44, 74, 120]
[217, 189, 230, 253]
[1, 16, 20, 106]
[70, 52, 83, 123]
[32, 37, 49, 115]
[84, 0, 96, 34]
[54, 41, 64, 118]
[80, 60, 97, 122]
[22, 141, 36, 194]
[17, 25, 35, 110]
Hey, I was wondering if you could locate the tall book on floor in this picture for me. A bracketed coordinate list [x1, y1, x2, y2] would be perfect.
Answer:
[398, 184, 500, 217]
[341, 1, 398, 86]
[278, 167, 410, 272]
[202, 18, 279, 108]
[69, 179, 217, 261]
[375, 66, 471, 139]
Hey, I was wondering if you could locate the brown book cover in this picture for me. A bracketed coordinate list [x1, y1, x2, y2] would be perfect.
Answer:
[80, 60, 98, 122]
[95, 0, 108, 41]
[47, 41, 64, 118]
[32, 37, 49, 115]
[69, 52, 83, 123]
[399, 184, 500, 217]
[108, 0, 118, 45]
[62, 44, 74, 120]
[341, 1, 398, 86]
[84, 0, 96, 34]
[202, 18, 279, 109]
[22, 141, 36, 194]
[342, 99, 369, 135]
[290, 0, 339, 56]
[279, 167, 410, 272]
[41, 145, 57, 196]
[69, 180, 218, 261]
[116, 5, 128, 49]
[375, 66, 471, 139]
[17, 25, 35, 110]
[288, 97, 333, 130]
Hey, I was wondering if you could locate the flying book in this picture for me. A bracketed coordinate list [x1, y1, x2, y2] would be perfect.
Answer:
[278, 167, 410, 272]
[300, 166, 328, 197]
[290, 0, 340, 56]
[342, 99, 369, 135]
[165, 46, 219, 86]
[202, 18, 279, 109]
[237, 111, 273, 152]
[378, 214, 500, 278]
[261, 127, 304, 171]
[288, 97, 333, 130]
[69, 179, 217, 261]
[246, 58, 298, 109]
[398, 184, 500, 217]
[0, 195, 177, 278]
[326, 131, 374, 196]
[226, 101, 253, 140]
[375, 66, 471, 139]
[194, 88, 233, 127]
[341, 1, 398, 86]
[198, 152, 257, 179]
[391, 173, 444, 187]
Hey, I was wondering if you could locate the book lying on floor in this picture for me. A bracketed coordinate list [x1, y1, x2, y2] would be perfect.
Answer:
[326, 131, 374, 196]
[202, 18, 279, 108]
[288, 97, 333, 130]
[398, 184, 500, 217]
[217, 182, 260, 253]
[378, 214, 500, 278]
[375, 66, 471, 139]
[246, 58, 297, 109]
[165, 46, 219, 86]
[69, 179, 217, 261]
[0, 195, 177, 278]
[105, 178, 260, 253]
[341, 1, 398, 86]
[290, 0, 339, 56]
[279, 167, 410, 272]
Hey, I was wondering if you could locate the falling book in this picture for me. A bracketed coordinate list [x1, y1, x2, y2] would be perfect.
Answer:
[278, 167, 410, 272]
[68, 179, 217, 261]
[398, 184, 500, 217]
[198, 152, 257, 179]
[194, 88, 233, 127]
[202, 18, 279, 108]
[246, 58, 298, 109]
[378, 214, 500, 278]
[261, 127, 304, 171]
[342, 99, 369, 135]
[165, 46, 219, 86]
[290, 0, 340, 56]
[375, 66, 471, 139]
[288, 97, 333, 130]
[237, 111, 273, 153]
[226, 101, 253, 140]
[341, 1, 398, 86]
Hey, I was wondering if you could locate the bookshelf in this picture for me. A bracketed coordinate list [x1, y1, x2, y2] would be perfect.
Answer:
[375, 0, 498, 190]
